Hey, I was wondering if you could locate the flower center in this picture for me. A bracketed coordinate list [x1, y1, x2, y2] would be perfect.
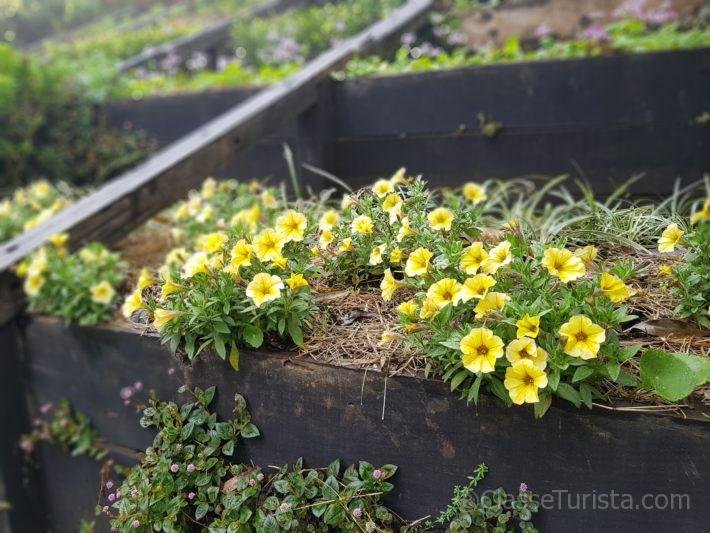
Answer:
[575, 332, 588, 342]
[524, 376, 535, 386]
[477, 345, 489, 356]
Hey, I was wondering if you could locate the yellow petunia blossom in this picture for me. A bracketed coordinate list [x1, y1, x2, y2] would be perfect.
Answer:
[369, 244, 386, 265]
[382, 193, 403, 224]
[505, 337, 547, 370]
[426, 278, 463, 309]
[559, 315, 606, 360]
[153, 309, 183, 332]
[460, 242, 489, 275]
[24, 272, 45, 297]
[574, 245, 598, 265]
[480, 241, 512, 274]
[260, 190, 278, 209]
[389, 167, 407, 185]
[380, 268, 402, 301]
[341, 194, 355, 210]
[397, 299, 418, 317]
[516, 314, 541, 339]
[271, 255, 288, 269]
[196, 205, 214, 223]
[396, 216, 414, 242]
[419, 296, 439, 320]
[276, 210, 307, 242]
[390, 246, 403, 264]
[658, 223, 684, 253]
[427, 207, 454, 232]
[48, 233, 69, 248]
[122, 288, 145, 318]
[253, 229, 285, 262]
[246, 273, 284, 307]
[229, 239, 253, 270]
[541, 248, 586, 283]
[200, 177, 216, 199]
[286, 273, 309, 291]
[165, 247, 188, 266]
[474, 292, 509, 319]
[338, 237, 354, 254]
[137, 268, 155, 290]
[599, 272, 634, 303]
[462, 182, 487, 204]
[460, 327, 504, 374]
[504, 359, 548, 405]
[182, 251, 210, 278]
[319, 210, 340, 231]
[405, 247, 433, 277]
[160, 271, 182, 301]
[90, 281, 115, 305]
[690, 199, 710, 225]
[459, 274, 496, 303]
[319, 229, 334, 249]
[372, 179, 394, 198]
[197, 232, 228, 254]
[351, 215, 374, 235]
[658, 264, 673, 276]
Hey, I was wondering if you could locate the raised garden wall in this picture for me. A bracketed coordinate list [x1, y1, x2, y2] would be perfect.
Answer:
[105, 48, 710, 195]
[3, 316, 709, 532]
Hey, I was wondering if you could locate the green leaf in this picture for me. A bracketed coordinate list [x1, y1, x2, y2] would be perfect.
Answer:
[228, 344, 240, 371]
[243, 325, 264, 348]
[241, 423, 260, 439]
[571, 366, 594, 383]
[618, 344, 641, 362]
[547, 370, 560, 391]
[533, 394, 552, 418]
[195, 503, 209, 520]
[450, 369, 469, 391]
[640, 349, 710, 402]
[605, 363, 621, 381]
[287, 318, 304, 347]
[467, 374, 483, 405]
[555, 383, 581, 407]
[578, 383, 593, 409]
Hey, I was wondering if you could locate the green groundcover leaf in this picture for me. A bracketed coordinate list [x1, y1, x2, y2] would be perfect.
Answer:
[640, 349, 710, 402]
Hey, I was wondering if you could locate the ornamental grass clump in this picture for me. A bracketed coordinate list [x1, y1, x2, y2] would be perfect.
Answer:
[19, 239, 124, 325]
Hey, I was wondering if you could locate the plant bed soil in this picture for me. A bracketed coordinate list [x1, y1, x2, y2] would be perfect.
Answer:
[3, 315, 709, 532]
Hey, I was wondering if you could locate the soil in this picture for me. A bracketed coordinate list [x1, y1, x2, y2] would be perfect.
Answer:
[461, 0, 708, 47]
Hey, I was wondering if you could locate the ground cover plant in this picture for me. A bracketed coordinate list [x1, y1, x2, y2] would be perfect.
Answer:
[22, 385, 540, 531]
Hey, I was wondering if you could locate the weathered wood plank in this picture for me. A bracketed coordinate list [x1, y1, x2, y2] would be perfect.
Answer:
[13, 316, 710, 532]
[0, 0, 434, 275]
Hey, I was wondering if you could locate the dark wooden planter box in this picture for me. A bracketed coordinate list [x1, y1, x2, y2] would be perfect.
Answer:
[2, 316, 709, 532]
[105, 48, 710, 196]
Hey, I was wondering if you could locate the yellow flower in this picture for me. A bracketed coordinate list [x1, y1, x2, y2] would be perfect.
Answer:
[427, 207, 454, 232]
[246, 273, 284, 307]
[200, 177, 217, 199]
[90, 281, 115, 305]
[29, 180, 52, 199]
[516, 314, 541, 339]
[351, 215, 374, 235]
[397, 299, 418, 317]
[460, 242, 489, 275]
[182, 251, 210, 278]
[276, 210, 307, 242]
[658, 264, 673, 276]
[505, 337, 547, 370]
[419, 297, 439, 320]
[229, 239, 253, 270]
[541, 248, 586, 283]
[137, 268, 155, 290]
[286, 273, 309, 291]
[174, 203, 190, 221]
[153, 309, 183, 332]
[460, 327, 504, 373]
[504, 219, 519, 231]
[658, 223, 684, 253]
[559, 315, 606, 360]
[27, 248, 48, 277]
[462, 182, 487, 204]
[380, 268, 402, 301]
[396, 217, 414, 242]
[24, 208, 53, 231]
[160, 271, 182, 301]
[504, 360, 548, 405]
[372, 179, 393, 198]
[231, 204, 261, 229]
[390, 246, 403, 264]
[480, 241, 512, 274]
[165, 247, 188, 266]
[382, 193, 403, 224]
[196, 205, 214, 223]
[459, 274, 496, 303]
[319, 229, 334, 249]
[574, 245, 598, 265]
[0, 199, 11, 217]
[254, 229, 285, 262]
[16, 261, 28, 277]
[405, 247, 433, 277]
[122, 288, 145, 318]
[473, 292, 509, 319]
[690, 199, 710, 225]
[338, 237, 353, 254]
[599, 272, 634, 303]
[341, 194, 355, 210]
[79, 246, 108, 263]
[369, 244, 386, 265]
[261, 190, 278, 209]
[427, 278, 463, 309]
[48, 233, 69, 248]
[389, 167, 407, 184]
[319, 210, 339, 231]
[24, 272, 45, 296]
[271, 255, 288, 269]
[197, 232, 228, 253]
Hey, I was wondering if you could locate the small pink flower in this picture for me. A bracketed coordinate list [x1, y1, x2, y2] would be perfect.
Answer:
[115, 490, 121, 499]
[131, 489, 138, 497]
[120, 387, 133, 400]
[520, 482, 528, 492]
[168, 367, 176, 376]
[256, 473, 264, 482]
[131, 519, 140, 528]
[102, 506, 109, 513]
[40, 402, 53, 414]
[372, 469, 383, 479]
[106, 480, 114, 490]
[133, 381, 143, 391]
[19, 438, 34, 453]
[188, 492, 196, 500]
[170, 464, 179, 473]
[353, 507, 362, 519]
[108, 493, 116, 502]
[186, 463, 195, 473]
[248, 479, 255, 486]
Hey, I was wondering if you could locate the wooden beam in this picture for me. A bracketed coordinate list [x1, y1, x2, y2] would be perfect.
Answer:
[0, 0, 434, 324]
